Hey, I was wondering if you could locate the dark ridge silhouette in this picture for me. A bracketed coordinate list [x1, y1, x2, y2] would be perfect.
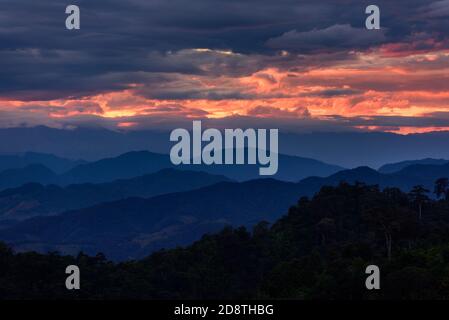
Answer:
[0, 150, 344, 189]
[4, 161, 449, 260]
[1, 179, 304, 260]
[379, 158, 449, 174]
[0, 168, 231, 222]
[5, 126, 449, 168]
[0, 152, 85, 173]
[299, 164, 449, 193]
[61, 150, 343, 184]
[0, 164, 58, 190]
[61, 151, 171, 184]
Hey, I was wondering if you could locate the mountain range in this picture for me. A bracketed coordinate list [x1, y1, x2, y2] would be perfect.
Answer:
[1, 178, 303, 260]
[303, 162, 449, 193]
[0, 169, 231, 222]
[0, 152, 84, 173]
[4, 126, 449, 168]
[3, 158, 449, 260]
[0, 164, 59, 190]
[0, 150, 343, 189]
[378, 158, 449, 174]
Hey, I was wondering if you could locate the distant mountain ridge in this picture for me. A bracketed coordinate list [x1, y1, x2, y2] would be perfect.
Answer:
[0, 150, 344, 189]
[4, 126, 449, 168]
[0, 169, 231, 222]
[61, 150, 343, 183]
[61, 151, 171, 184]
[4, 149, 449, 260]
[4, 160, 449, 260]
[378, 158, 449, 174]
[1, 179, 304, 260]
[0, 164, 59, 190]
[300, 163, 449, 193]
[0, 152, 85, 173]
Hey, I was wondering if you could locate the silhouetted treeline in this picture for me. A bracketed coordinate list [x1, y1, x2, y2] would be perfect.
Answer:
[2, 181, 449, 300]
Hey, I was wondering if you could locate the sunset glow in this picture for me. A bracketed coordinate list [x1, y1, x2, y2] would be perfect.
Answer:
[1, 0, 448, 134]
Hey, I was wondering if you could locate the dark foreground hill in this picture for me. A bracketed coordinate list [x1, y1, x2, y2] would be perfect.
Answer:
[1, 183, 449, 300]
[0, 169, 231, 222]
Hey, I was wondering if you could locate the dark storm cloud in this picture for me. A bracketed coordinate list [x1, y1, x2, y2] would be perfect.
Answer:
[0, 0, 448, 100]
[4, 100, 449, 133]
[66, 113, 449, 133]
[325, 114, 449, 129]
[303, 88, 362, 98]
[247, 105, 311, 118]
[422, 0, 449, 18]
[266, 24, 387, 52]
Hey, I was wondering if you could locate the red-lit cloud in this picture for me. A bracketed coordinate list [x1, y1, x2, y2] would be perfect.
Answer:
[1, 0, 449, 134]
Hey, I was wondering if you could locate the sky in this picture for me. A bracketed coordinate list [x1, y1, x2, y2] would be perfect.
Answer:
[1, 0, 449, 133]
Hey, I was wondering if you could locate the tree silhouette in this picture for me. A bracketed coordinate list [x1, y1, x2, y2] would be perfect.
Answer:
[362, 188, 409, 260]
[434, 178, 449, 200]
[316, 218, 335, 246]
[409, 185, 429, 221]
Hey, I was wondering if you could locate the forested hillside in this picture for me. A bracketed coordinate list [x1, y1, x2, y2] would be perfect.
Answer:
[2, 182, 449, 299]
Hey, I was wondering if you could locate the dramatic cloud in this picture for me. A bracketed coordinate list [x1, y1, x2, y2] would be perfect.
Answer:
[423, 0, 449, 18]
[266, 24, 387, 52]
[0, 0, 448, 133]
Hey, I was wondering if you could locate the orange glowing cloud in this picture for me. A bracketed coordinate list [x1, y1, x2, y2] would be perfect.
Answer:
[1, 47, 449, 134]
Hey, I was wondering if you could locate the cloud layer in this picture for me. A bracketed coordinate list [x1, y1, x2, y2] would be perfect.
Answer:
[1, 0, 449, 133]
